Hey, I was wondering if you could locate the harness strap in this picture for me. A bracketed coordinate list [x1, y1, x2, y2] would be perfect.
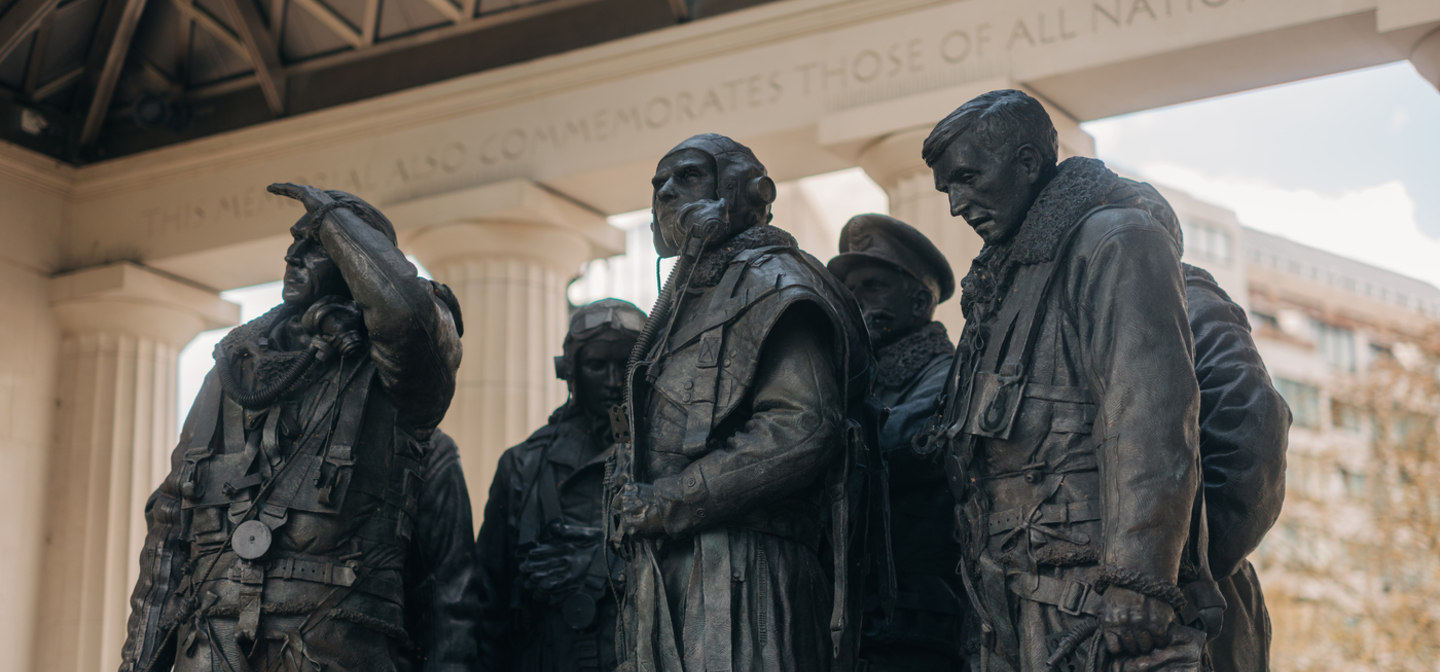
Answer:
[1007, 573, 1104, 617]
[986, 501, 1100, 537]
[516, 437, 552, 549]
[699, 528, 733, 672]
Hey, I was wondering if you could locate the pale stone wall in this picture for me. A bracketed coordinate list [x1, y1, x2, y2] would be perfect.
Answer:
[0, 148, 69, 672]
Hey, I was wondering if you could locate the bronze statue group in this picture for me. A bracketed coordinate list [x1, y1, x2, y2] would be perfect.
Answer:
[119, 90, 1289, 672]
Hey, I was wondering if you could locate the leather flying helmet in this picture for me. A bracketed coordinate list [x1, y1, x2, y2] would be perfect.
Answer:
[651, 133, 777, 257]
[554, 298, 647, 381]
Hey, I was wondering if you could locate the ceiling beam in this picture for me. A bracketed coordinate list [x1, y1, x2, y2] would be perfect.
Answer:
[423, 0, 464, 23]
[0, 0, 64, 65]
[268, 0, 284, 42]
[665, 0, 687, 22]
[220, 0, 285, 115]
[460, 0, 477, 22]
[32, 65, 83, 100]
[22, 15, 51, 94]
[169, 0, 247, 57]
[290, 0, 363, 49]
[360, 0, 379, 44]
[79, 0, 151, 147]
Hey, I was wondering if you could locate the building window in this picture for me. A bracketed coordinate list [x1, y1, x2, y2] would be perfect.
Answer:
[1332, 400, 1363, 433]
[1311, 320, 1356, 372]
[1182, 219, 1233, 266]
[1275, 377, 1320, 428]
[1250, 311, 1280, 331]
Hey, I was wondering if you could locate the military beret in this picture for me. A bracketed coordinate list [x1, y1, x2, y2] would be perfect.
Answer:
[827, 213, 955, 304]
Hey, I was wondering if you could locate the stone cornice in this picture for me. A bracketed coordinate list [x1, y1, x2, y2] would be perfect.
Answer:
[0, 141, 75, 197]
[71, 0, 951, 201]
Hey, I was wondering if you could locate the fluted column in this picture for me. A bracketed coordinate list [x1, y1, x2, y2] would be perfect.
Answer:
[400, 180, 622, 527]
[38, 262, 238, 672]
[854, 94, 1094, 334]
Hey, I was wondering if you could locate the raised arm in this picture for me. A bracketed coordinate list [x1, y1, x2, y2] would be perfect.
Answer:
[268, 183, 463, 430]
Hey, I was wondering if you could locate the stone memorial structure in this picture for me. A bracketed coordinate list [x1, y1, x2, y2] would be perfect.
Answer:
[0, 1, 1435, 669]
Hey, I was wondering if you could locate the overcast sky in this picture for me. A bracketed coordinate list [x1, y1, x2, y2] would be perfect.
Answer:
[1084, 61, 1440, 288]
[177, 62, 1440, 421]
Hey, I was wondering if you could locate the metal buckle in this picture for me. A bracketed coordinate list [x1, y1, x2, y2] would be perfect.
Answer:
[1059, 579, 1090, 616]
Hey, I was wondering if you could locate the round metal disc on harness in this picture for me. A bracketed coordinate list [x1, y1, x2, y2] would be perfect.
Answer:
[561, 592, 598, 630]
[232, 519, 273, 560]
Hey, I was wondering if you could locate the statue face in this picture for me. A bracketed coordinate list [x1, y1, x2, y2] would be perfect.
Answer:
[282, 216, 346, 306]
[844, 264, 933, 348]
[575, 338, 634, 421]
[930, 132, 1041, 246]
[651, 149, 718, 252]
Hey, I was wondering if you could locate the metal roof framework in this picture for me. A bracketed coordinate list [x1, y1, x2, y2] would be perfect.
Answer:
[0, 0, 741, 162]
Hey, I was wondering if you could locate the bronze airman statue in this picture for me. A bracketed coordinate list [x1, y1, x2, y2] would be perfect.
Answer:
[476, 299, 646, 672]
[827, 214, 966, 671]
[917, 90, 1208, 672]
[119, 184, 477, 672]
[608, 133, 871, 672]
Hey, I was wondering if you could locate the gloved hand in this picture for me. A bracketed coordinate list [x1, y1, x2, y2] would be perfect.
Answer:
[612, 483, 665, 539]
[519, 521, 604, 604]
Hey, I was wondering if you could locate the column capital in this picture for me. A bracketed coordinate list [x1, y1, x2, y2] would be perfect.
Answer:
[391, 178, 622, 275]
[1409, 27, 1440, 91]
[407, 221, 594, 278]
[50, 262, 240, 346]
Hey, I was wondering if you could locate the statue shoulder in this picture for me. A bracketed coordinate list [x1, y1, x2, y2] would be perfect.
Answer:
[1069, 204, 1177, 265]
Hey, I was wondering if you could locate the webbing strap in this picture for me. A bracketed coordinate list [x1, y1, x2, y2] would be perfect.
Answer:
[986, 500, 1100, 537]
[699, 528, 733, 671]
[1007, 573, 1103, 617]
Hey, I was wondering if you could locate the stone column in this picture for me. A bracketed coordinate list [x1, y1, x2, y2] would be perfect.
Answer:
[851, 89, 1095, 334]
[399, 180, 623, 525]
[37, 262, 238, 672]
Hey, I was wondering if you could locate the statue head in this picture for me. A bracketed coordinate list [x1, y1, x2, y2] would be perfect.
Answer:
[282, 191, 398, 307]
[555, 299, 646, 421]
[828, 214, 954, 348]
[923, 89, 1058, 246]
[650, 133, 776, 257]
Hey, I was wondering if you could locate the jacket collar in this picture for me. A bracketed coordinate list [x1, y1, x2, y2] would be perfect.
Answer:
[690, 224, 798, 288]
[874, 321, 953, 391]
[958, 157, 1120, 324]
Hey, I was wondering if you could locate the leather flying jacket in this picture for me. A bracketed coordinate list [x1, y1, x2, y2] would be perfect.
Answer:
[930, 160, 1202, 667]
[616, 223, 872, 672]
[639, 226, 869, 542]
[119, 205, 475, 672]
[476, 408, 620, 672]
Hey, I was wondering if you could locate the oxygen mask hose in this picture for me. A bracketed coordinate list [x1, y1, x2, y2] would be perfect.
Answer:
[215, 337, 332, 409]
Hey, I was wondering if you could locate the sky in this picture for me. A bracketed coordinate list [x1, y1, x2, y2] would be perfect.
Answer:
[1083, 61, 1440, 288]
[177, 62, 1440, 421]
